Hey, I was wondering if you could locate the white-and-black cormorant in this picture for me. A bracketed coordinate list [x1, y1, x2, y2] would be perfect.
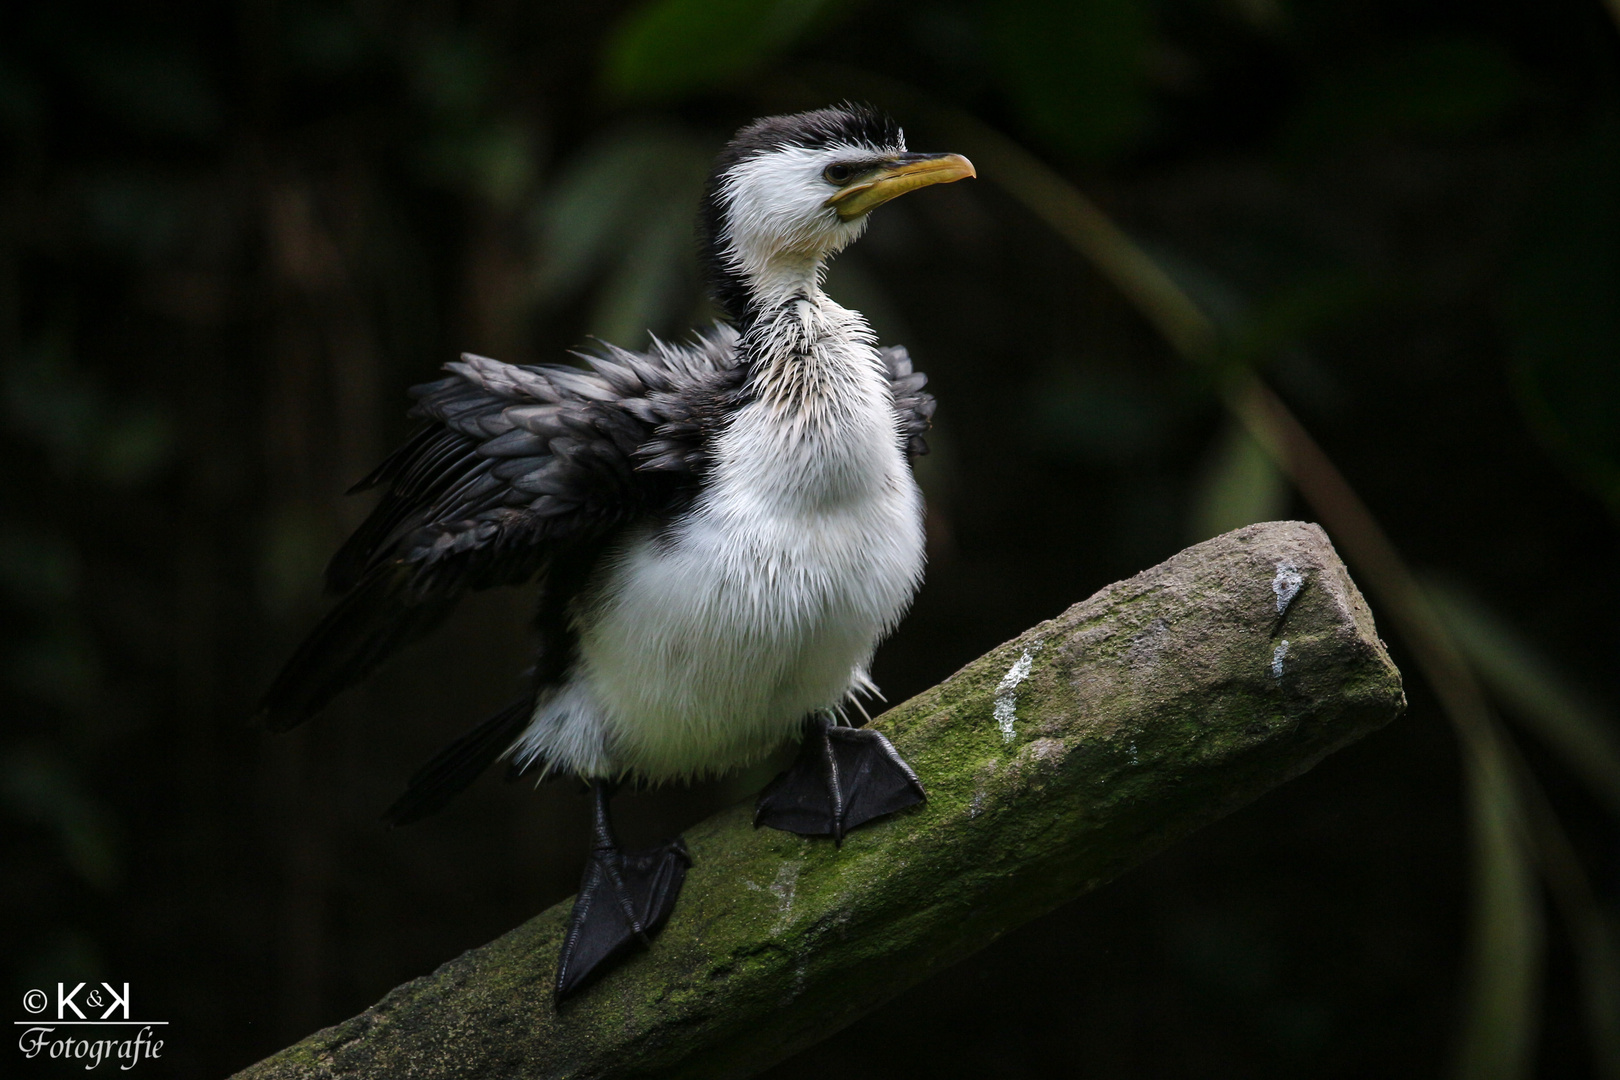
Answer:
[261, 104, 976, 999]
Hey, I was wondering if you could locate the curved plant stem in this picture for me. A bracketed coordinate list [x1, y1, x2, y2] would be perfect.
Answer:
[782, 67, 1617, 1080]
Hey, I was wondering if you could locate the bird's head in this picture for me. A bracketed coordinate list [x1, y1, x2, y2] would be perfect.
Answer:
[700, 104, 975, 321]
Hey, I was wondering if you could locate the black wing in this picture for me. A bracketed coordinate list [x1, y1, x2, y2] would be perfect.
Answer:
[259, 328, 748, 731]
[261, 326, 937, 819]
[880, 343, 936, 459]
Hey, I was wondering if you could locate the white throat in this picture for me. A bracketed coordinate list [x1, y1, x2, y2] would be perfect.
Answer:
[716, 142, 877, 313]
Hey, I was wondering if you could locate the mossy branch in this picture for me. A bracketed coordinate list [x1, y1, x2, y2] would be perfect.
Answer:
[232, 521, 1405, 1080]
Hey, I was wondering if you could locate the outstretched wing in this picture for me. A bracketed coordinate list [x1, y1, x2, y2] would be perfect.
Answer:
[259, 323, 939, 804]
[329, 329, 750, 595]
[387, 338, 942, 818]
[259, 327, 748, 731]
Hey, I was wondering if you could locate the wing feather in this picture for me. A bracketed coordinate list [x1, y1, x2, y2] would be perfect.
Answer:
[880, 344, 935, 458]
[264, 324, 937, 740]
[265, 326, 747, 728]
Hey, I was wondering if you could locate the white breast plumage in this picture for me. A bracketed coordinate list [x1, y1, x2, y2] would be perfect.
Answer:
[513, 297, 926, 781]
[262, 104, 969, 1001]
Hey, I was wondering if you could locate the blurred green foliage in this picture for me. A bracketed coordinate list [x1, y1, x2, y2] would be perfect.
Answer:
[987, 0, 1151, 160]
[1192, 421, 1289, 541]
[1428, 580, 1620, 816]
[0, 749, 119, 891]
[1286, 37, 1526, 149]
[1, 0, 1617, 1077]
[1511, 120, 1620, 519]
[531, 121, 714, 340]
[1457, 730, 1547, 1080]
[604, 0, 838, 100]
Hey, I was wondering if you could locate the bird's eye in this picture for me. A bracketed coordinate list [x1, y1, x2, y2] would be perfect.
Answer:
[823, 164, 853, 185]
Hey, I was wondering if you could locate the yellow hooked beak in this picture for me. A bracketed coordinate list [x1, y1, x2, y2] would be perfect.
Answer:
[825, 152, 977, 220]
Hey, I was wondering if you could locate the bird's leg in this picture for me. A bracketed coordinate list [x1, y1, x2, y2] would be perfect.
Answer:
[589, 782, 652, 946]
[553, 779, 690, 1003]
[754, 713, 926, 845]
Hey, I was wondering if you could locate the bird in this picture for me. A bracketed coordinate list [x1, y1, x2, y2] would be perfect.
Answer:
[259, 104, 976, 1000]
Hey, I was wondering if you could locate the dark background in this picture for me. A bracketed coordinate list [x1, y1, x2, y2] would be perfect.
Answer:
[3, 0, 1619, 1077]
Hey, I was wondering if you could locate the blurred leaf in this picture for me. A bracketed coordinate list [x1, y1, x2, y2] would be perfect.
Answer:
[534, 133, 662, 299]
[417, 122, 537, 209]
[1288, 37, 1524, 151]
[602, 0, 834, 101]
[1510, 119, 1620, 518]
[588, 195, 697, 345]
[0, 529, 80, 607]
[1138, 240, 1248, 333]
[1455, 735, 1543, 1080]
[1425, 580, 1620, 817]
[0, 748, 120, 890]
[1569, 909, 1620, 1080]
[532, 123, 712, 337]
[1190, 419, 1289, 541]
[1511, 750, 1620, 1080]
[533, 124, 709, 297]
[986, 0, 1152, 161]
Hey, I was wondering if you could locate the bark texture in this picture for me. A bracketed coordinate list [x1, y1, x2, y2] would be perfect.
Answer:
[233, 521, 1405, 1080]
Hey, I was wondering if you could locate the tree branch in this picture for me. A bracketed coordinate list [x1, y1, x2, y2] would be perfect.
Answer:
[232, 521, 1405, 1080]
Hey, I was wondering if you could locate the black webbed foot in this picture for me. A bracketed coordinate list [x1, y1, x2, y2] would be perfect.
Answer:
[554, 781, 690, 1003]
[754, 715, 925, 844]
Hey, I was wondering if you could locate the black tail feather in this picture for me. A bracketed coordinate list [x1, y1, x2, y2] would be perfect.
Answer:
[383, 696, 536, 826]
[259, 566, 460, 732]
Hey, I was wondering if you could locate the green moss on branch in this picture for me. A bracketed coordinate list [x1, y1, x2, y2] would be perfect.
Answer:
[233, 521, 1404, 1080]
